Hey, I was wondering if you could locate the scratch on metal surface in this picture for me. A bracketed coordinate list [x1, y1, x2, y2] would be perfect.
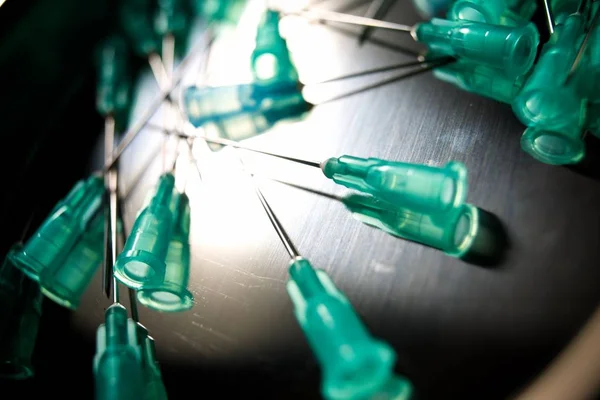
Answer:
[198, 256, 286, 283]
[174, 331, 209, 353]
[189, 283, 248, 306]
[229, 267, 286, 283]
[191, 320, 236, 343]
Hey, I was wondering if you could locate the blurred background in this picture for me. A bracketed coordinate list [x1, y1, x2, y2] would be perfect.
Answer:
[1, 0, 600, 398]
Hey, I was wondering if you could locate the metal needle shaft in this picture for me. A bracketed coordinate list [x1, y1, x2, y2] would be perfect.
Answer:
[147, 123, 323, 168]
[308, 57, 452, 84]
[286, 8, 413, 33]
[240, 156, 301, 260]
[542, 0, 555, 35]
[102, 115, 120, 302]
[103, 31, 215, 172]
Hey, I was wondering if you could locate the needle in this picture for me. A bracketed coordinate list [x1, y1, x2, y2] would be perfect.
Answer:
[145, 123, 322, 168]
[542, 0, 555, 35]
[103, 31, 215, 172]
[284, 8, 413, 33]
[239, 156, 300, 259]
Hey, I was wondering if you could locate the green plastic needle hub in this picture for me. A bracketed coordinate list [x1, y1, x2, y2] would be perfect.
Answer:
[344, 194, 479, 258]
[433, 59, 526, 103]
[448, 0, 537, 26]
[551, 0, 582, 24]
[136, 324, 168, 400]
[95, 36, 131, 118]
[10, 176, 104, 281]
[513, 13, 586, 165]
[155, 0, 188, 37]
[321, 156, 468, 214]
[192, 0, 247, 23]
[183, 83, 310, 143]
[251, 10, 299, 92]
[120, 0, 159, 57]
[287, 257, 412, 400]
[520, 124, 585, 165]
[0, 264, 43, 380]
[94, 304, 144, 400]
[183, 84, 256, 126]
[138, 191, 193, 312]
[414, 18, 539, 77]
[114, 173, 175, 289]
[39, 212, 104, 310]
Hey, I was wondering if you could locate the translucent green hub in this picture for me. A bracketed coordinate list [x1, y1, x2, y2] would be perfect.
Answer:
[183, 83, 310, 143]
[191, 0, 246, 23]
[94, 304, 144, 400]
[154, 0, 188, 37]
[321, 156, 467, 214]
[513, 13, 585, 126]
[136, 324, 168, 400]
[521, 125, 585, 165]
[286, 257, 412, 400]
[447, 0, 505, 24]
[10, 176, 104, 282]
[183, 84, 255, 127]
[512, 13, 587, 165]
[115, 173, 175, 290]
[550, 0, 581, 24]
[119, 0, 159, 57]
[137, 192, 193, 312]
[414, 18, 539, 78]
[448, 0, 537, 26]
[96, 36, 130, 118]
[433, 59, 525, 104]
[39, 213, 104, 310]
[344, 194, 479, 258]
[0, 267, 43, 380]
[251, 10, 299, 89]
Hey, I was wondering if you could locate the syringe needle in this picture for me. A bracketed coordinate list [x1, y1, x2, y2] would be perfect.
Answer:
[102, 115, 117, 299]
[241, 157, 300, 259]
[285, 8, 413, 32]
[308, 57, 453, 84]
[146, 123, 323, 168]
[235, 160, 414, 400]
[103, 32, 214, 172]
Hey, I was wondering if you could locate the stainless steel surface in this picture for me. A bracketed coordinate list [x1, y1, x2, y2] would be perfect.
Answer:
[77, 1, 600, 398]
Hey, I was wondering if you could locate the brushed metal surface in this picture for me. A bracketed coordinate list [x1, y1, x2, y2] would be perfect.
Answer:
[76, 1, 600, 398]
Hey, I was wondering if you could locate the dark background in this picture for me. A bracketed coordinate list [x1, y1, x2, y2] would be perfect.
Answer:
[1, 0, 600, 399]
